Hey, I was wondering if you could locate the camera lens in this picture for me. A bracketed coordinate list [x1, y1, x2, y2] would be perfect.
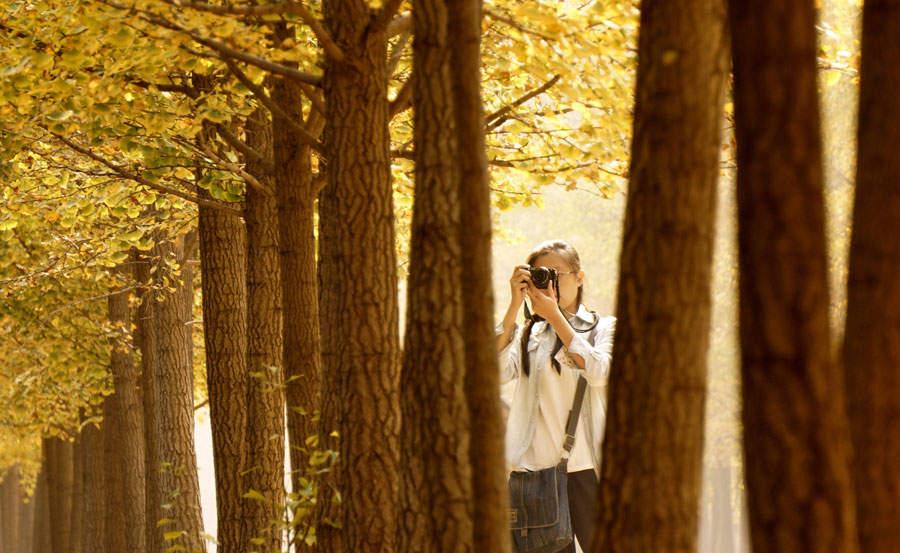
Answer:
[530, 267, 551, 289]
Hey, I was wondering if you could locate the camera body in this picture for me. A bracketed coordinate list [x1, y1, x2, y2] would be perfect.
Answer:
[529, 266, 559, 291]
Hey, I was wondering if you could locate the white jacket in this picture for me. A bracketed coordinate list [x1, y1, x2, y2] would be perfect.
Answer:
[499, 305, 616, 473]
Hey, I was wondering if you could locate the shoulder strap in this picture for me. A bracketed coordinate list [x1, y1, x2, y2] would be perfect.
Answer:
[558, 375, 588, 468]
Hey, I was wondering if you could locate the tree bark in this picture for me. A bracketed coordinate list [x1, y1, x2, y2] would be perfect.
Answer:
[154, 236, 206, 552]
[592, 1, 728, 551]
[271, 71, 321, 486]
[0, 464, 21, 553]
[69, 436, 83, 553]
[843, 1, 900, 551]
[105, 263, 147, 553]
[198, 191, 249, 553]
[80, 422, 105, 553]
[46, 437, 73, 553]
[729, 1, 858, 551]
[448, 1, 511, 550]
[242, 114, 286, 553]
[18, 480, 34, 553]
[399, 1, 473, 550]
[318, 4, 401, 552]
[135, 247, 166, 553]
[31, 451, 50, 553]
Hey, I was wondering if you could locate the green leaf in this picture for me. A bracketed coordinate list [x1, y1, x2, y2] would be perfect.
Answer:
[243, 488, 267, 501]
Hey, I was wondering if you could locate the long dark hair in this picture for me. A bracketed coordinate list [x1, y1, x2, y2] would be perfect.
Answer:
[520, 240, 583, 377]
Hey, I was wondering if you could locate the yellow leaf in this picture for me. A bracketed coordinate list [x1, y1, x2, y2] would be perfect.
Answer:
[825, 70, 841, 87]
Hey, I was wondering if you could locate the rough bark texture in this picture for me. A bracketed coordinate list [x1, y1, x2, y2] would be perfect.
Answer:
[729, 1, 859, 551]
[592, 1, 728, 552]
[136, 248, 166, 553]
[448, 1, 511, 551]
[80, 422, 105, 553]
[271, 72, 321, 480]
[0, 465, 21, 553]
[399, 2, 473, 551]
[843, 1, 900, 551]
[69, 436, 83, 553]
[154, 237, 206, 552]
[198, 192, 248, 553]
[242, 115, 286, 552]
[105, 264, 147, 553]
[46, 438, 73, 553]
[318, 4, 400, 552]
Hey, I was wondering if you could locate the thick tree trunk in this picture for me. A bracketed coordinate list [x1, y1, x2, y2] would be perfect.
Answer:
[105, 264, 147, 553]
[1, 465, 21, 553]
[198, 194, 249, 553]
[80, 422, 105, 553]
[135, 248, 166, 553]
[592, 1, 728, 551]
[729, 1, 858, 551]
[271, 74, 321, 483]
[318, 4, 400, 552]
[154, 236, 206, 552]
[843, 1, 900, 551]
[242, 115, 286, 552]
[46, 437, 73, 553]
[399, 1, 473, 551]
[448, 2, 511, 551]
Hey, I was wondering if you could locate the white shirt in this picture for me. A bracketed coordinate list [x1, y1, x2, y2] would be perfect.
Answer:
[498, 305, 616, 473]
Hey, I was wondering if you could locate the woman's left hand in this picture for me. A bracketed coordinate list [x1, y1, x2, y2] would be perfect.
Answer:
[526, 280, 562, 322]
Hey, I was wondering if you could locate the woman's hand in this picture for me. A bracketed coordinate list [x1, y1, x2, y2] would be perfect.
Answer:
[508, 264, 532, 309]
[526, 279, 562, 322]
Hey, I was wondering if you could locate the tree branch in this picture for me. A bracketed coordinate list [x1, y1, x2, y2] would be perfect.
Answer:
[134, 9, 323, 85]
[485, 74, 561, 130]
[372, 0, 407, 35]
[223, 58, 324, 154]
[389, 75, 413, 117]
[210, 122, 276, 173]
[195, 138, 272, 195]
[387, 25, 411, 77]
[161, 0, 346, 62]
[55, 135, 242, 217]
[386, 11, 411, 37]
[485, 10, 556, 41]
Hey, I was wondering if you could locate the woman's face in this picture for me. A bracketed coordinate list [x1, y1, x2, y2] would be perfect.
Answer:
[531, 252, 584, 314]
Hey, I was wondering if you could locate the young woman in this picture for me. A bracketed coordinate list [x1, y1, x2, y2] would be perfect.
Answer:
[497, 239, 615, 553]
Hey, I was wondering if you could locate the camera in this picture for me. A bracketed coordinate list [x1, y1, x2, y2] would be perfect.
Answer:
[529, 267, 558, 290]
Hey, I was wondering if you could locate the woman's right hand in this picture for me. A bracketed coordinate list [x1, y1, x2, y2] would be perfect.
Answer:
[509, 264, 532, 309]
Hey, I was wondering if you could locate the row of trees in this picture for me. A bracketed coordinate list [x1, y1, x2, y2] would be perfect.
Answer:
[3, 1, 898, 553]
[0, 0, 635, 552]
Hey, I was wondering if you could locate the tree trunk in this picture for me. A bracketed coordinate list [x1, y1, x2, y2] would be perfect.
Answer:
[729, 1, 858, 551]
[198, 192, 249, 553]
[46, 437, 73, 553]
[18, 480, 34, 553]
[69, 436, 83, 553]
[136, 248, 166, 553]
[399, 1, 473, 551]
[271, 72, 321, 486]
[80, 422, 105, 553]
[448, 1, 511, 550]
[154, 236, 206, 552]
[31, 452, 50, 553]
[843, 1, 900, 551]
[0, 465, 21, 553]
[242, 114, 286, 552]
[318, 4, 400, 552]
[592, 1, 728, 551]
[105, 263, 147, 553]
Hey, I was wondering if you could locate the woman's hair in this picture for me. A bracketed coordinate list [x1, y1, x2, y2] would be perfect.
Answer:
[520, 240, 584, 377]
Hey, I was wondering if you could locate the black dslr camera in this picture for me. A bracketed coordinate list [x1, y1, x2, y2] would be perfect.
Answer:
[529, 266, 559, 290]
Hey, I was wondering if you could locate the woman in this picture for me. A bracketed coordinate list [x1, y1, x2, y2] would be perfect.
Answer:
[497, 239, 615, 553]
